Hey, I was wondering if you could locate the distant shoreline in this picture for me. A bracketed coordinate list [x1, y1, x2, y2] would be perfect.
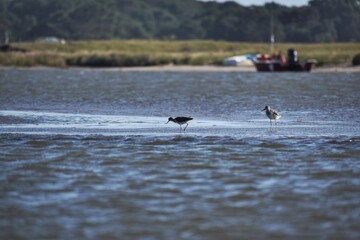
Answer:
[115, 65, 360, 73]
[1, 65, 360, 72]
[2, 41, 358, 69]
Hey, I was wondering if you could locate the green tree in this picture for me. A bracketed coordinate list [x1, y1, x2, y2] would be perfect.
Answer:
[2, 0, 360, 42]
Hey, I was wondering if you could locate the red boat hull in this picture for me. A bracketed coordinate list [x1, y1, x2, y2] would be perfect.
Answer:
[254, 60, 316, 72]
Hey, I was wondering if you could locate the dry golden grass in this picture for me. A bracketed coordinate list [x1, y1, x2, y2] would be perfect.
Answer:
[1, 40, 359, 67]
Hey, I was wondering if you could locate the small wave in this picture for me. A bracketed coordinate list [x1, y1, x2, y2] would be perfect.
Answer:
[0, 115, 40, 125]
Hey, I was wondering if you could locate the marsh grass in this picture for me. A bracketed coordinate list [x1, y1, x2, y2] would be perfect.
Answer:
[0, 52, 66, 67]
[2, 40, 359, 67]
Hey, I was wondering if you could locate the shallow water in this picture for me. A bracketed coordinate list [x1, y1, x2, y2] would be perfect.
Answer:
[1, 68, 360, 239]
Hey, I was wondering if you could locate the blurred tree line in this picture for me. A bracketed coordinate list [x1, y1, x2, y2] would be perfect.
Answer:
[0, 0, 359, 43]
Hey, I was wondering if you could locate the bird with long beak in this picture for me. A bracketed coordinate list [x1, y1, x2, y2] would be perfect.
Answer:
[166, 117, 193, 133]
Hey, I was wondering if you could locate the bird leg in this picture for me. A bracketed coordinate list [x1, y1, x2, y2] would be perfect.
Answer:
[184, 123, 189, 132]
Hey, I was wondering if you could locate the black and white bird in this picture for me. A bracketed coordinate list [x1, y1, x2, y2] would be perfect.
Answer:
[262, 106, 281, 126]
[166, 117, 193, 133]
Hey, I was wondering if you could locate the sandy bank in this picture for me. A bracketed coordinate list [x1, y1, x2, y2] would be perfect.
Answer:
[1, 65, 360, 72]
[115, 65, 360, 73]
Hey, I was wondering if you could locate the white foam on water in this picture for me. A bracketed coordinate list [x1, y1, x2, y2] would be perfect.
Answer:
[0, 110, 248, 134]
[1, 110, 358, 138]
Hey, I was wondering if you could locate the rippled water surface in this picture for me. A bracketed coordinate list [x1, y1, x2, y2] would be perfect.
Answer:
[1, 68, 360, 239]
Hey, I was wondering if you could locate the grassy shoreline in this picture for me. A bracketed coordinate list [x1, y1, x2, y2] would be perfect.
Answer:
[1, 40, 359, 67]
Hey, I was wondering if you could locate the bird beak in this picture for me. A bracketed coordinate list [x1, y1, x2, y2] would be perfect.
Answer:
[166, 120, 169, 124]
[262, 108, 266, 111]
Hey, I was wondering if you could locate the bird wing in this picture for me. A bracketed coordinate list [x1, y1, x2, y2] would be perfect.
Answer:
[175, 117, 193, 122]
[272, 109, 281, 116]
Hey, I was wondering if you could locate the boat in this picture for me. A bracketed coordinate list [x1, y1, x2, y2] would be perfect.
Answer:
[253, 6, 316, 72]
[253, 48, 317, 72]
[223, 54, 256, 66]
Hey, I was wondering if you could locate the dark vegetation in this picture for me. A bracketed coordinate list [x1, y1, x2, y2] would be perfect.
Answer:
[1, 0, 359, 67]
[0, 0, 359, 43]
[353, 54, 360, 66]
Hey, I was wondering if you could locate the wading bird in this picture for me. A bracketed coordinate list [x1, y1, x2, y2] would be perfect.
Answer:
[166, 117, 193, 133]
[262, 106, 281, 126]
